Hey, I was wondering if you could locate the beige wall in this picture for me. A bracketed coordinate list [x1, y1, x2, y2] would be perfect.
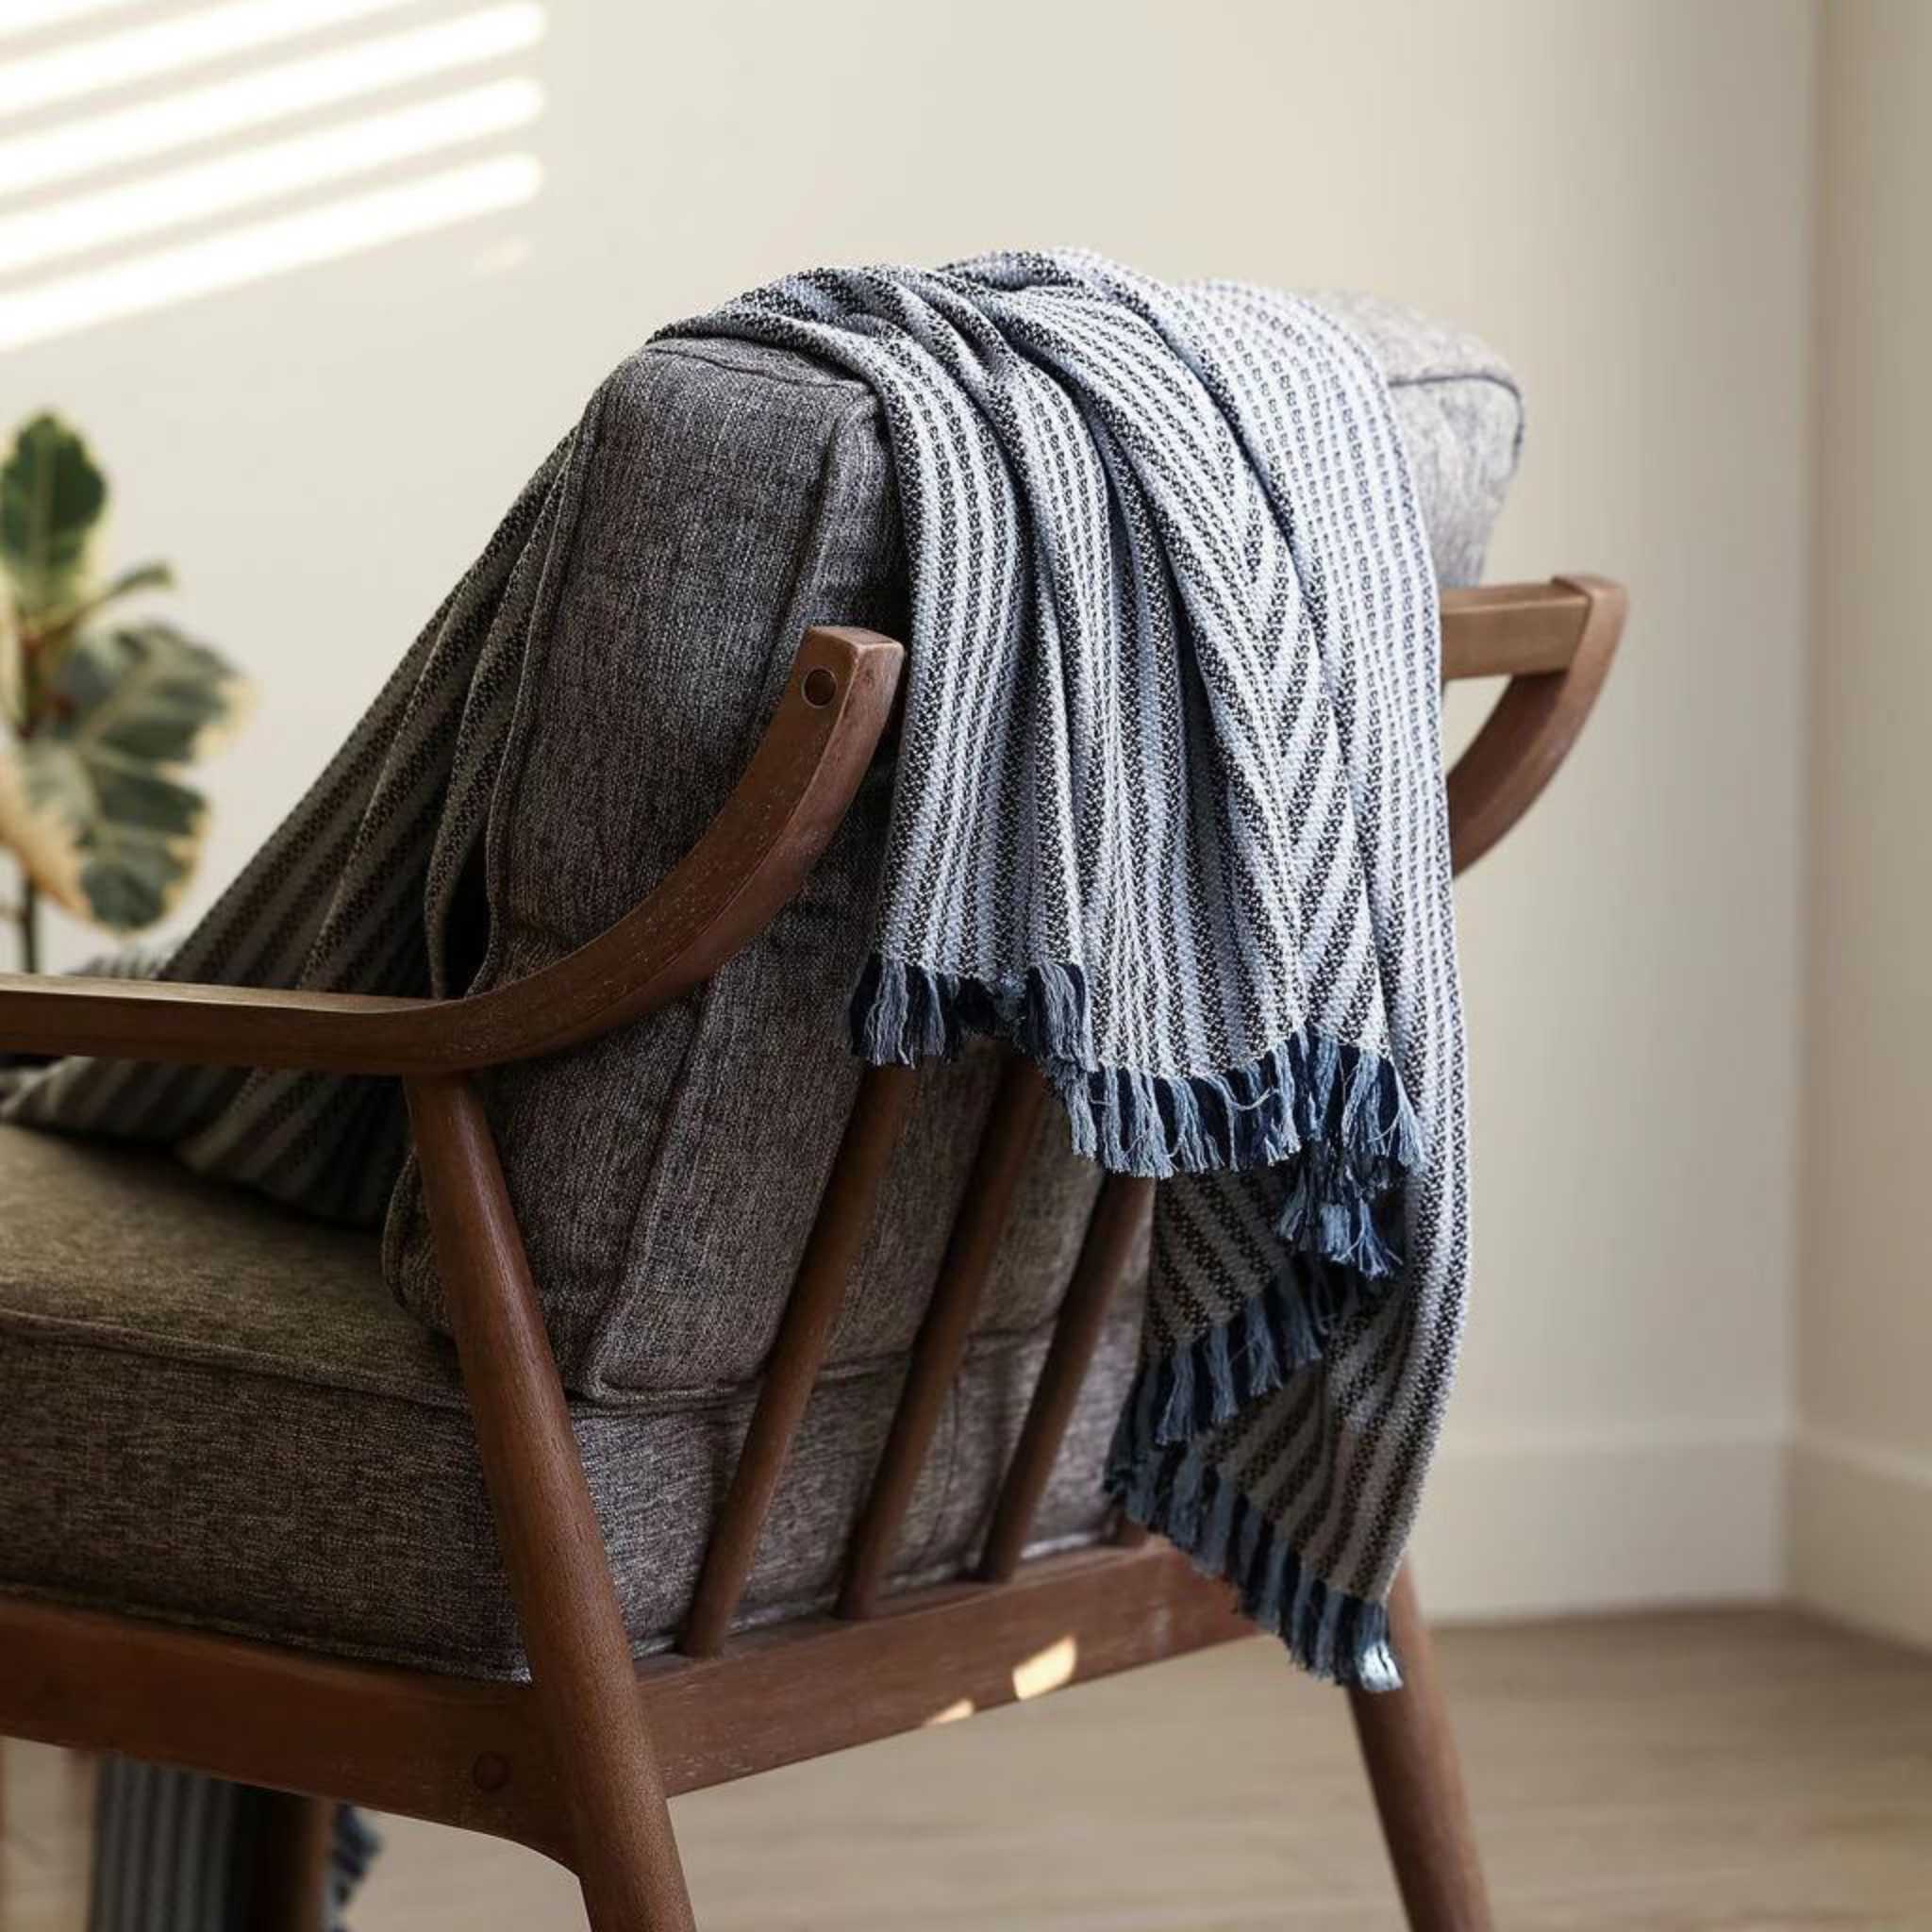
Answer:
[4, 1, 1818, 1613]
[1792, 0, 1932, 1647]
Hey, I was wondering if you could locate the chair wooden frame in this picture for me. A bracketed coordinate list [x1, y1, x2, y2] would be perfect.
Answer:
[0, 576, 1624, 1932]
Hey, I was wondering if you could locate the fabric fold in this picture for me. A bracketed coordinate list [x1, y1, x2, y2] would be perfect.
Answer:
[660, 250, 1468, 1688]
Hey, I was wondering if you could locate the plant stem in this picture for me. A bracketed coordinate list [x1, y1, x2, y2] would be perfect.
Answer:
[18, 875, 39, 974]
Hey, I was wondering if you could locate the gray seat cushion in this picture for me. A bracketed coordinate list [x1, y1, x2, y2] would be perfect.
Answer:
[0, 1119, 1139, 1675]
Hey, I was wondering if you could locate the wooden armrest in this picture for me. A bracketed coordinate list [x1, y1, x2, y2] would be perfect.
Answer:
[0, 626, 907, 1075]
[1442, 575, 1626, 873]
[0, 577, 1624, 1074]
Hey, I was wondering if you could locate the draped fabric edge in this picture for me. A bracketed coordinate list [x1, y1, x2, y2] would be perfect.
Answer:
[853, 950, 1417, 1690]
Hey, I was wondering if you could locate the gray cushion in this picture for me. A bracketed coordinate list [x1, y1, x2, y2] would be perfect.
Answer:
[1315, 292, 1524, 589]
[0, 1120, 1139, 1676]
[384, 308, 1523, 1401]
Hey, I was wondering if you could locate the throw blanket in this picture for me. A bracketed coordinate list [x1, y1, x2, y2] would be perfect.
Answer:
[668, 255, 1466, 1687]
[7, 251, 1466, 1690]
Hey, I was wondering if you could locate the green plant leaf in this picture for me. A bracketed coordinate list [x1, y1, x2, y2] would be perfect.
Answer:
[0, 621, 249, 934]
[0, 414, 108, 617]
[0, 603, 21, 731]
[62, 620, 248, 762]
[41, 559, 175, 637]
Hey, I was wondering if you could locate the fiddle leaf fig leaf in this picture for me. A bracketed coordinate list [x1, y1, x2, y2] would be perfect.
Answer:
[0, 414, 108, 617]
[63, 621, 250, 763]
[0, 602, 21, 731]
[0, 621, 250, 933]
[42, 559, 175, 637]
[0, 740, 91, 918]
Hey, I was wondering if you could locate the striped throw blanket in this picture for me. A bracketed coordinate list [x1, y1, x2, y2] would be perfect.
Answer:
[663, 254, 1466, 1686]
[8, 252, 1465, 1690]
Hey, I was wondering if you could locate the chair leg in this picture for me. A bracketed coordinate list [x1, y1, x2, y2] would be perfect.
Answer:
[247, 1791, 335, 1932]
[408, 1075, 696, 1932]
[1346, 1565, 1492, 1932]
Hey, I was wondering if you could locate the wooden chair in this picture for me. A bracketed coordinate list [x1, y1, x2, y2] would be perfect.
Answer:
[0, 574, 1624, 1932]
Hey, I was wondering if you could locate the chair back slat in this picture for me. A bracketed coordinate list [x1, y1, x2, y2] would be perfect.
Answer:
[838, 1057, 1051, 1618]
[679, 1062, 919, 1656]
[978, 1174, 1153, 1582]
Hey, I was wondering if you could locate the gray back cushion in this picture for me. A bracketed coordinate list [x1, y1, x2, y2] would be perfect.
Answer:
[384, 308, 1523, 1401]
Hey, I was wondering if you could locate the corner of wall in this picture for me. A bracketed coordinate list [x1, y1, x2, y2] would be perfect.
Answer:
[1787, 0, 1932, 1655]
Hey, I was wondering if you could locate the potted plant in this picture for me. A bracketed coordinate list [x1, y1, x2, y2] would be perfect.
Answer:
[0, 413, 248, 973]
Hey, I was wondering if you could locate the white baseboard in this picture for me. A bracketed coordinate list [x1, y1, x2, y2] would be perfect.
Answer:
[1406, 1423, 1787, 1621]
[1790, 1430, 1932, 1651]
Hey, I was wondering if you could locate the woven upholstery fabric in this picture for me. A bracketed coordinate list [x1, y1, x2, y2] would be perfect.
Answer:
[381, 309, 1521, 1401]
[0, 1120, 1135, 1675]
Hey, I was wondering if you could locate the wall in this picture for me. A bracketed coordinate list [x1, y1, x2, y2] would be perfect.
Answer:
[1791, 0, 1932, 1649]
[2, 0, 1817, 1615]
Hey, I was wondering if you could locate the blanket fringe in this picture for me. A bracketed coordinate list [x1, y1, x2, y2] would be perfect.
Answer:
[1143, 1251, 1380, 1445]
[852, 955, 1419, 1269]
[1108, 1395, 1402, 1691]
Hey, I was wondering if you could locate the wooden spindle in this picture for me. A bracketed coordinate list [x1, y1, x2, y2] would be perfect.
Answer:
[979, 1175, 1154, 1581]
[681, 1062, 919, 1656]
[839, 1057, 1050, 1618]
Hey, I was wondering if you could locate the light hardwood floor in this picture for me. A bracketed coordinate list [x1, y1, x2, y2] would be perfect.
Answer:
[3, 1608, 1929, 1930]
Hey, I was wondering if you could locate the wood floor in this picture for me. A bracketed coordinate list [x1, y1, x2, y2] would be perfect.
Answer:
[3, 1608, 1928, 1930]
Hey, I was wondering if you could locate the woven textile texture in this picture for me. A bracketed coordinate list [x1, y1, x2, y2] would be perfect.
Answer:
[656, 253, 1466, 1686]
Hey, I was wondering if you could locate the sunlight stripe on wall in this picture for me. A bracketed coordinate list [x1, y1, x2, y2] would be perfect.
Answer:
[0, 4, 545, 197]
[0, 0, 417, 117]
[0, 153, 541, 350]
[0, 80, 542, 275]
[0, 1, 146, 42]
